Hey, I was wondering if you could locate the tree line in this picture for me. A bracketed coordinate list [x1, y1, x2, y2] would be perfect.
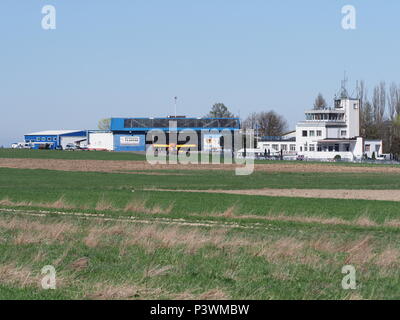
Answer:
[357, 81, 400, 155]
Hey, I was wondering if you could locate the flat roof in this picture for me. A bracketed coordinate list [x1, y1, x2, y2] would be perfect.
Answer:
[305, 109, 345, 114]
[318, 138, 357, 143]
[25, 130, 85, 136]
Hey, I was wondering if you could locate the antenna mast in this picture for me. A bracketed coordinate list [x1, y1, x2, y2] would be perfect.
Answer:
[340, 71, 349, 98]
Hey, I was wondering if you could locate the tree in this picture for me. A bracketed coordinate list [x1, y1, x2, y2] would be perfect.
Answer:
[358, 80, 400, 156]
[313, 93, 327, 110]
[98, 118, 111, 130]
[390, 114, 400, 157]
[361, 100, 380, 139]
[206, 103, 234, 118]
[259, 111, 288, 136]
[359, 81, 367, 135]
[243, 111, 288, 137]
[372, 82, 386, 125]
[242, 112, 258, 130]
[388, 82, 400, 121]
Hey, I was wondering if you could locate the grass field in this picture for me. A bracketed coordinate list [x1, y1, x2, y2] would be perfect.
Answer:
[1, 148, 399, 168]
[0, 148, 147, 161]
[1, 156, 400, 299]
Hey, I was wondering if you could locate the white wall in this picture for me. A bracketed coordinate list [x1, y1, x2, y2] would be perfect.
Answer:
[88, 132, 114, 151]
[295, 125, 326, 152]
[302, 151, 354, 161]
[364, 140, 383, 158]
[257, 141, 297, 154]
[345, 99, 360, 138]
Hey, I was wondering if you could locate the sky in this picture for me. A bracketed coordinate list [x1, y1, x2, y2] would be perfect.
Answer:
[0, 0, 399, 146]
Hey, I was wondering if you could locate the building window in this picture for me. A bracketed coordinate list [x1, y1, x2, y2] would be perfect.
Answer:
[300, 146, 303, 152]
[375, 145, 380, 152]
[53, 137, 57, 141]
[317, 130, 322, 136]
[328, 145, 333, 152]
[47, 137, 51, 141]
[41, 137, 46, 141]
[334, 144, 339, 152]
[281, 144, 287, 151]
[290, 144, 296, 151]
[341, 130, 347, 136]
[365, 144, 371, 152]
[304, 145, 308, 152]
[36, 137, 40, 141]
[309, 130, 315, 137]
[309, 144, 315, 152]
[302, 130, 308, 137]
[272, 144, 279, 151]
[317, 146, 322, 152]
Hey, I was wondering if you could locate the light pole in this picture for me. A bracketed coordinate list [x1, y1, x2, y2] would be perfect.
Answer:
[174, 96, 177, 118]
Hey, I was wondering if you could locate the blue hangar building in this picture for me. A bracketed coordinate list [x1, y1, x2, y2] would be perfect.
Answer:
[88, 117, 241, 152]
[24, 130, 87, 150]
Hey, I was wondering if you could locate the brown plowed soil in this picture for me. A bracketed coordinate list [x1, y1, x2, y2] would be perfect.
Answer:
[153, 188, 400, 202]
[1, 158, 400, 174]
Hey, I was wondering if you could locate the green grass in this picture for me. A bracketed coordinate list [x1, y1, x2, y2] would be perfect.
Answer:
[1, 167, 400, 223]
[0, 149, 147, 161]
[1, 211, 400, 300]
[2, 167, 400, 192]
[1, 165, 400, 299]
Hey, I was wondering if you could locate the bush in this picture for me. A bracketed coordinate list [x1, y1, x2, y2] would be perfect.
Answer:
[333, 155, 341, 161]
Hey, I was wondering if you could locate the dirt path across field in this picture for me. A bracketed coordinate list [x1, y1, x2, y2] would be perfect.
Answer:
[1, 158, 400, 174]
[151, 188, 400, 202]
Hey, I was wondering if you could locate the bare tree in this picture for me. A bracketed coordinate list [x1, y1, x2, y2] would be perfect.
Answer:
[257, 111, 288, 137]
[243, 111, 288, 137]
[388, 82, 400, 121]
[361, 100, 379, 138]
[358, 80, 367, 135]
[242, 112, 258, 130]
[358, 80, 400, 156]
[313, 93, 327, 110]
[372, 82, 386, 124]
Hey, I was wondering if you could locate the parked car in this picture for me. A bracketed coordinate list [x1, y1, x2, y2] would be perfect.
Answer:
[64, 143, 77, 151]
[11, 142, 31, 149]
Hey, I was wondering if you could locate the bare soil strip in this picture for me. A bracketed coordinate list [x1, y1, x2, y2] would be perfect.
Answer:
[1, 158, 400, 174]
[151, 188, 400, 202]
[0, 208, 280, 231]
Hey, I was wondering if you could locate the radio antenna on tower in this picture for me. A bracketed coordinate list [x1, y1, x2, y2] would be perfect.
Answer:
[340, 71, 349, 98]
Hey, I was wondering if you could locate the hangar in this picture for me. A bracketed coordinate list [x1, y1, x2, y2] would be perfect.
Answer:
[24, 130, 87, 150]
[87, 117, 241, 152]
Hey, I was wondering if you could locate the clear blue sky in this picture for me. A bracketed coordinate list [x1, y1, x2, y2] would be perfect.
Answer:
[1, 0, 399, 146]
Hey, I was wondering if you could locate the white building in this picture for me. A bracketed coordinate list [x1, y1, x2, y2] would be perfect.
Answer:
[87, 131, 114, 151]
[249, 96, 383, 161]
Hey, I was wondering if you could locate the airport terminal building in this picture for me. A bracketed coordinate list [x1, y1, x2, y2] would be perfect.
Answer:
[254, 96, 383, 161]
